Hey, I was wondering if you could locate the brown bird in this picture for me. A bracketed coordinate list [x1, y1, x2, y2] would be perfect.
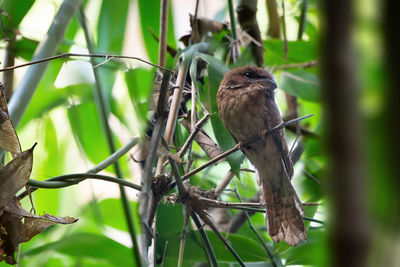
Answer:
[217, 66, 306, 246]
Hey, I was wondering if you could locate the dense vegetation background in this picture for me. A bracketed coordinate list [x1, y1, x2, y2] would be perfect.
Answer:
[0, 0, 398, 266]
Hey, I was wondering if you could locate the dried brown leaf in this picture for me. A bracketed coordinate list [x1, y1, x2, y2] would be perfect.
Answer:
[0, 198, 77, 264]
[0, 85, 21, 154]
[181, 117, 224, 162]
[0, 144, 36, 210]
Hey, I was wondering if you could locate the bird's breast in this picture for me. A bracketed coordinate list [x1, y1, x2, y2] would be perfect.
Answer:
[217, 87, 267, 142]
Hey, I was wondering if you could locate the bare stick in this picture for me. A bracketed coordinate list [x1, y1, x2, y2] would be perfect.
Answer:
[88, 138, 139, 173]
[190, 212, 218, 266]
[281, 0, 288, 60]
[273, 60, 318, 70]
[232, 189, 278, 267]
[177, 113, 210, 158]
[195, 208, 245, 266]
[178, 212, 190, 267]
[215, 170, 235, 195]
[139, 71, 171, 258]
[0, 52, 174, 73]
[27, 173, 142, 191]
[155, 62, 189, 175]
[180, 114, 313, 181]
[158, 0, 169, 67]
[19, 138, 140, 198]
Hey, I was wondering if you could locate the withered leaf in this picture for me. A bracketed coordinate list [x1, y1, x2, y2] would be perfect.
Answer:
[0, 144, 36, 210]
[1, 198, 78, 264]
[0, 85, 21, 154]
[181, 117, 224, 162]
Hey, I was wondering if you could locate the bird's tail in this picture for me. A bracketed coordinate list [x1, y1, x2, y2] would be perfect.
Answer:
[261, 174, 307, 246]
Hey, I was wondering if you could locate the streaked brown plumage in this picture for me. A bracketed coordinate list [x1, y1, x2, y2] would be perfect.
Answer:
[217, 66, 306, 246]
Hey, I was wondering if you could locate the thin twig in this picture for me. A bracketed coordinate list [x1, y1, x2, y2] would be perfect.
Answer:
[19, 138, 140, 198]
[155, 62, 189, 175]
[232, 189, 278, 267]
[0, 52, 174, 73]
[281, 0, 289, 60]
[158, 0, 169, 67]
[273, 60, 318, 70]
[215, 169, 235, 195]
[178, 212, 190, 267]
[227, 0, 237, 41]
[160, 241, 168, 267]
[191, 212, 218, 267]
[227, 0, 240, 61]
[169, 157, 187, 197]
[27, 173, 142, 190]
[180, 114, 313, 182]
[79, 9, 141, 265]
[177, 113, 210, 158]
[88, 138, 139, 173]
[139, 71, 171, 258]
[303, 168, 323, 186]
[191, 0, 201, 43]
[194, 208, 245, 266]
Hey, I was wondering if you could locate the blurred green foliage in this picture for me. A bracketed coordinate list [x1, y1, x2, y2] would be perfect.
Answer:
[2, 0, 391, 266]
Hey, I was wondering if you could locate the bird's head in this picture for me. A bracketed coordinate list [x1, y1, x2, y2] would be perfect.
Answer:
[219, 66, 277, 91]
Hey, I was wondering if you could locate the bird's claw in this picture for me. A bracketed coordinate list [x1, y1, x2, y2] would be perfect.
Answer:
[236, 141, 245, 150]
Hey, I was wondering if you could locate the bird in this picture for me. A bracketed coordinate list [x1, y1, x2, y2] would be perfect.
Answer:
[216, 65, 306, 246]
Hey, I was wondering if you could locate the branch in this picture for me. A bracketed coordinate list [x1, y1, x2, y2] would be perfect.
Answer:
[177, 113, 210, 158]
[155, 62, 189, 175]
[88, 138, 139, 173]
[19, 138, 139, 198]
[27, 173, 142, 191]
[158, 0, 169, 67]
[266, 0, 281, 38]
[139, 71, 171, 258]
[80, 9, 142, 265]
[180, 114, 313, 182]
[232, 189, 278, 267]
[0, 52, 174, 74]
[190, 212, 218, 266]
[273, 60, 318, 70]
[237, 0, 264, 66]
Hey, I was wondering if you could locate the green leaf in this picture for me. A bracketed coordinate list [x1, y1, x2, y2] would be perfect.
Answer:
[156, 203, 184, 235]
[138, 0, 177, 66]
[67, 101, 110, 167]
[279, 70, 320, 102]
[264, 40, 318, 66]
[190, 52, 244, 176]
[96, 0, 129, 104]
[14, 37, 38, 61]
[282, 228, 326, 266]
[124, 68, 155, 125]
[1, 0, 34, 36]
[22, 233, 136, 267]
[303, 205, 319, 229]
[98, 198, 139, 232]
[18, 62, 92, 129]
[156, 231, 269, 266]
[34, 116, 66, 215]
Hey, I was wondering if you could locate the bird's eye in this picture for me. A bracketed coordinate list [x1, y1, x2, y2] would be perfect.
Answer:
[244, 72, 257, 79]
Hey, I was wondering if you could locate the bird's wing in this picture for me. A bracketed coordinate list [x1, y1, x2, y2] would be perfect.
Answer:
[262, 88, 294, 179]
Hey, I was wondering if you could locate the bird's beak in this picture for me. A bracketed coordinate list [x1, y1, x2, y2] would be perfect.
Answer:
[255, 78, 277, 90]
